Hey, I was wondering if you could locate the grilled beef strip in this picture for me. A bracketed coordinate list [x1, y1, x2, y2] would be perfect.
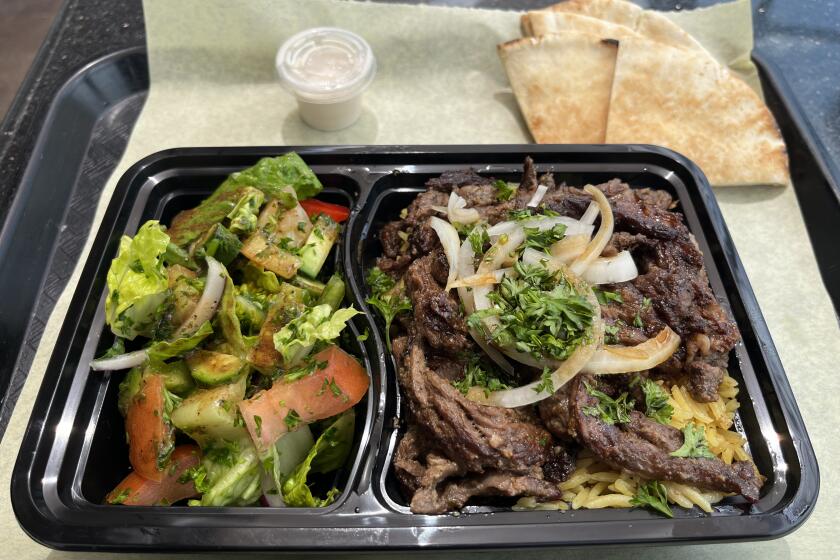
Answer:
[560, 374, 760, 502]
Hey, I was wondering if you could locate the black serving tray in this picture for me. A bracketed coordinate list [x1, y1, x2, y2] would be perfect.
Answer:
[11, 145, 818, 551]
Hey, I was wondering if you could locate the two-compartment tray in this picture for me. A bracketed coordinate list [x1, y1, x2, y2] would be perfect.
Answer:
[11, 145, 818, 551]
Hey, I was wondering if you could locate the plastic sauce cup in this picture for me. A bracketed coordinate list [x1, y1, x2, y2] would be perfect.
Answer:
[276, 27, 376, 131]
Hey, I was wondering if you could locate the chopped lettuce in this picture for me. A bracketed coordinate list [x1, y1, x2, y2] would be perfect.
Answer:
[184, 439, 263, 507]
[226, 189, 265, 236]
[281, 411, 355, 507]
[240, 262, 282, 293]
[216, 264, 247, 357]
[228, 153, 323, 202]
[263, 425, 315, 500]
[146, 321, 213, 361]
[272, 304, 360, 366]
[105, 221, 171, 340]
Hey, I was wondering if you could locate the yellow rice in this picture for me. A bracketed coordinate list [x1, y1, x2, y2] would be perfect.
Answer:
[514, 373, 754, 513]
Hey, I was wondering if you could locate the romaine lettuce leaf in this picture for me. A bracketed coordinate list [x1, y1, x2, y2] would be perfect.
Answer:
[281, 410, 355, 507]
[272, 304, 360, 366]
[105, 221, 171, 340]
[229, 153, 323, 201]
[216, 264, 247, 357]
[146, 321, 213, 361]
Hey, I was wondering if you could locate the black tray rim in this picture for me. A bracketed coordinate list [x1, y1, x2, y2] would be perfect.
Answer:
[10, 144, 819, 551]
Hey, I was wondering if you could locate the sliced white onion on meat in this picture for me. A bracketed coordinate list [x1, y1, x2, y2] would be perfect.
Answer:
[472, 229, 527, 347]
[526, 184, 549, 207]
[580, 201, 599, 225]
[456, 234, 515, 375]
[570, 186, 614, 276]
[488, 217, 593, 240]
[550, 234, 590, 263]
[581, 251, 639, 285]
[582, 327, 681, 374]
[428, 216, 461, 291]
[448, 192, 480, 225]
[90, 349, 148, 371]
[429, 205, 448, 214]
[457, 236, 477, 313]
[472, 281, 604, 408]
[173, 256, 226, 338]
[449, 267, 514, 289]
[521, 247, 552, 268]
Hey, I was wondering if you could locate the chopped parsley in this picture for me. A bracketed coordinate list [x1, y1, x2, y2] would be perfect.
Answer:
[356, 329, 369, 342]
[204, 440, 238, 467]
[604, 323, 620, 344]
[494, 179, 517, 201]
[253, 415, 263, 437]
[595, 289, 624, 305]
[533, 367, 555, 395]
[468, 262, 594, 361]
[451, 355, 510, 397]
[467, 226, 490, 255]
[642, 296, 652, 311]
[523, 223, 566, 252]
[633, 313, 644, 329]
[284, 359, 327, 382]
[670, 423, 716, 459]
[508, 208, 534, 221]
[365, 267, 412, 351]
[318, 377, 347, 401]
[108, 488, 132, 505]
[631, 480, 673, 518]
[581, 381, 634, 425]
[179, 465, 210, 493]
[284, 409, 302, 430]
[639, 377, 674, 425]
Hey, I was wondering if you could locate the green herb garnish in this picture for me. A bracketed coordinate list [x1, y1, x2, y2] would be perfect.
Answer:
[639, 377, 674, 425]
[253, 415, 263, 437]
[581, 381, 634, 425]
[451, 355, 510, 397]
[533, 367, 556, 395]
[595, 290, 624, 305]
[284, 409, 302, 430]
[523, 223, 566, 252]
[494, 179, 517, 201]
[631, 480, 673, 518]
[365, 267, 412, 351]
[108, 488, 132, 504]
[468, 262, 594, 361]
[467, 226, 490, 256]
[670, 423, 716, 459]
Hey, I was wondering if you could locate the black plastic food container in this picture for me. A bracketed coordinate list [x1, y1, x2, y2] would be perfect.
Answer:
[11, 145, 818, 551]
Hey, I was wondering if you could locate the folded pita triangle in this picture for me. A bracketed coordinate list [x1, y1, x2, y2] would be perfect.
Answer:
[498, 33, 618, 144]
[605, 37, 789, 186]
[547, 0, 708, 56]
[522, 10, 643, 41]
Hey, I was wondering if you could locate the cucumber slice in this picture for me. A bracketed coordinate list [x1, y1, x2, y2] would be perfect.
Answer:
[186, 350, 245, 386]
[298, 214, 340, 278]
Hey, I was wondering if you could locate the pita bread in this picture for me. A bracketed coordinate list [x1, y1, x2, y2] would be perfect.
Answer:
[548, 0, 708, 55]
[523, 10, 643, 41]
[605, 37, 789, 186]
[498, 33, 617, 144]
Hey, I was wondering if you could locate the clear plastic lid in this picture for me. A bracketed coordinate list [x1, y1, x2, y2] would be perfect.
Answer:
[276, 27, 376, 104]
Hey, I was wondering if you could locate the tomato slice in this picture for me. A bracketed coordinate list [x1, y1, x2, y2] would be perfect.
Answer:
[299, 199, 351, 223]
[106, 445, 201, 506]
[239, 345, 369, 455]
[125, 374, 174, 481]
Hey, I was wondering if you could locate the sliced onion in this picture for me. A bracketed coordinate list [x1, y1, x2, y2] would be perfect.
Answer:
[488, 217, 593, 240]
[580, 201, 599, 225]
[457, 236, 477, 314]
[521, 247, 551, 268]
[526, 184, 549, 207]
[456, 234, 514, 375]
[90, 349, 148, 371]
[448, 192, 480, 224]
[450, 267, 514, 288]
[582, 327, 680, 374]
[570, 186, 614, 276]
[473, 279, 604, 408]
[428, 216, 461, 291]
[550, 234, 590, 263]
[429, 205, 448, 214]
[174, 256, 226, 338]
[581, 251, 638, 285]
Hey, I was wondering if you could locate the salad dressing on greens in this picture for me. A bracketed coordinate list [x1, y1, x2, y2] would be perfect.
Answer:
[94, 153, 368, 508]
